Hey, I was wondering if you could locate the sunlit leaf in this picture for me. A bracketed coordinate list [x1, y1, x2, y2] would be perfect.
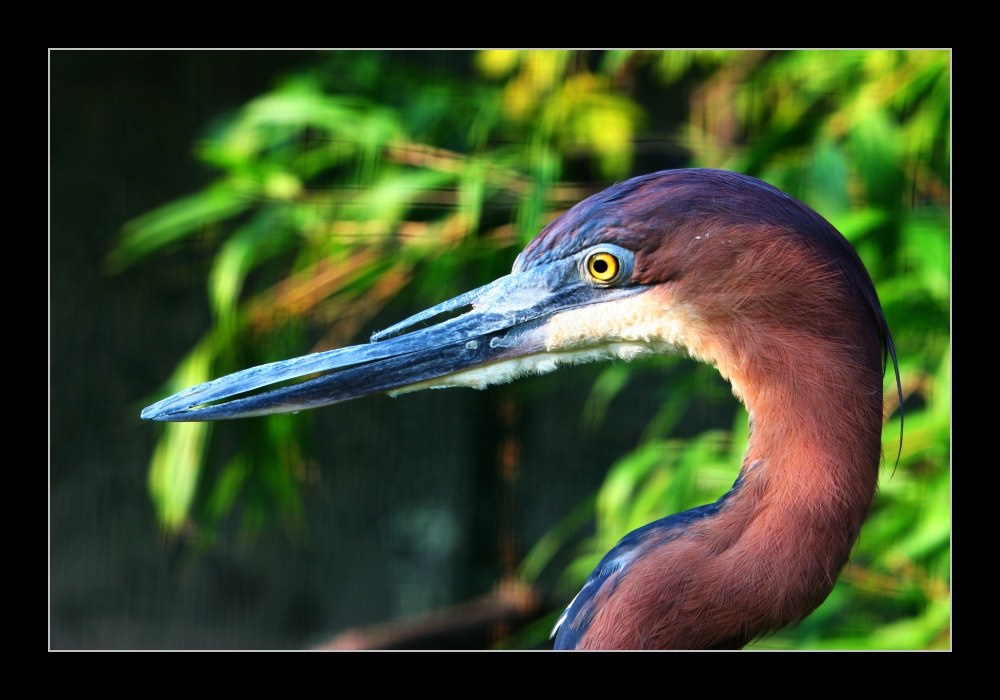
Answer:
[147, 341, 215, 530]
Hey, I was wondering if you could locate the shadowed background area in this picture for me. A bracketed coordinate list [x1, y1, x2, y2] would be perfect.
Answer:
[50, 50, 949, 649]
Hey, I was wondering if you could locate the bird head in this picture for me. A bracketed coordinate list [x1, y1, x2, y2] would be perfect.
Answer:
[141, 169, 890, 422]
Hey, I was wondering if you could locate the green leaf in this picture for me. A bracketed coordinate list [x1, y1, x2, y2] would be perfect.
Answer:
[111, 181, 253, 271]
[147, 341, 215, 531]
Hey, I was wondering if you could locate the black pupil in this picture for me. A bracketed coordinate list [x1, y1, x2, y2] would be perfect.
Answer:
[593, 258, 609, 274]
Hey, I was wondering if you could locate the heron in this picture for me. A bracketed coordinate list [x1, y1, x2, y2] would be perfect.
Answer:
[142, 168, 900, 649]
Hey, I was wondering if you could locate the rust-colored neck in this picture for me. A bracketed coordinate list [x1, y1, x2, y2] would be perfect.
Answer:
[580, 324, 885, 649]
[705, 322, 884, 645]
[685, 231, 888, 641]
[579, 245, 887, 649]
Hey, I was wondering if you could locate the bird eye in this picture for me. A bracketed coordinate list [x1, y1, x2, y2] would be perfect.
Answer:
[586, 251, 621, 283]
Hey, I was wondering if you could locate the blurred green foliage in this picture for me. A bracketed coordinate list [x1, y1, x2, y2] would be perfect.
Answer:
[117, 50, 949, 649]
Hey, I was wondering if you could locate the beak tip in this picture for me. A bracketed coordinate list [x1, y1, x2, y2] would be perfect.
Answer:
[141, 400, 180, 422]
[140, 405, 162, 421]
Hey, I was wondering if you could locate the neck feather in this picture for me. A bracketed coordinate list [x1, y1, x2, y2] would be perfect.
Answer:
[577, 293, 886, 649]
[681, 312, 885, 646]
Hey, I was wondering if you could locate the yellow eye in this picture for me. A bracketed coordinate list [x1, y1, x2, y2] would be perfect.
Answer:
[587, 251, 620, 283]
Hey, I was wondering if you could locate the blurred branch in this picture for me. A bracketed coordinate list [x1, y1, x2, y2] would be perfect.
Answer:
[316, 579, 543, 650]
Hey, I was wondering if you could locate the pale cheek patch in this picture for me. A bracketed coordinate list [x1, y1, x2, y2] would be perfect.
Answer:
[544, 289, 697, 355]
[389, 345, 653, 396]
[390, 290, 706, 396]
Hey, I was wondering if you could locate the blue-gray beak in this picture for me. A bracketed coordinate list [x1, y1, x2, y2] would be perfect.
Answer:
[141, 246, 646, 422]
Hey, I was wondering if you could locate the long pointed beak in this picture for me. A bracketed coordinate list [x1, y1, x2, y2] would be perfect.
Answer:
[141, 251, 646, 422]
